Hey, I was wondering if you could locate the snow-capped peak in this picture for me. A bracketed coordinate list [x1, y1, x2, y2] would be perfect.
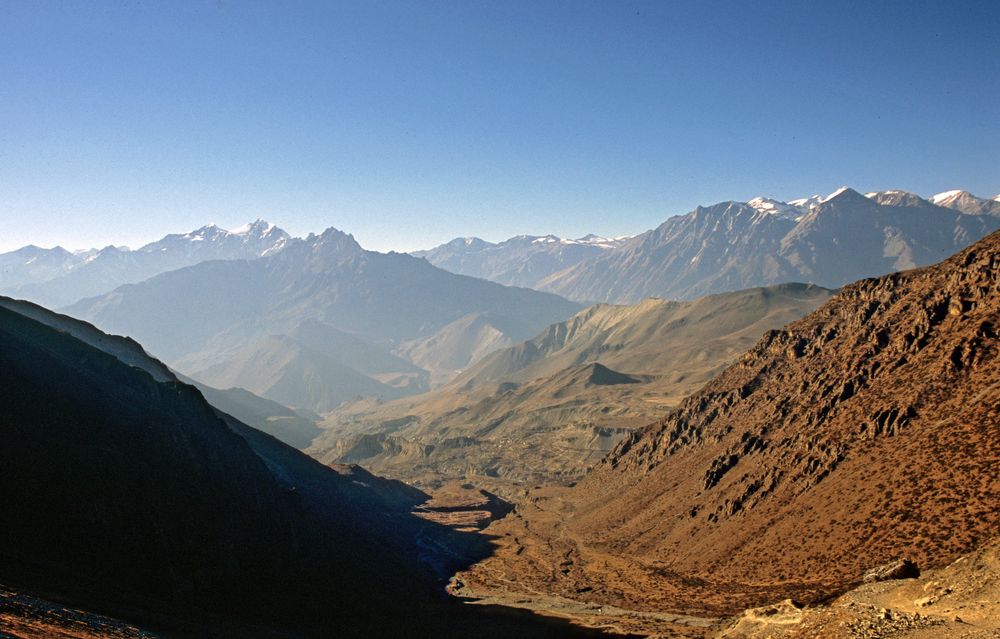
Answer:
[231, 219, 277, 236]
[928, 190, 1000, 216]
[787, 194, 823, 210]
[577, 234, 632, 246]
[182, 224, 226, 241]
[531, 235, 560, 244]
[865, 189, 908, 198]
[822, 186, 853, 202]
[746, 196, 807, 221]
[747, 196, 780, 210]
[930, 189, 967, 205]
[523, 234, 624, 248]
[864, 189, 927, 207]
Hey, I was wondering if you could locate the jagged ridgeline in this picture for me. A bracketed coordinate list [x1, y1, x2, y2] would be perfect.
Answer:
[534, 188, 1000, 303]
[578, 228, 1000, 600]
[459, 229, 1000, 616]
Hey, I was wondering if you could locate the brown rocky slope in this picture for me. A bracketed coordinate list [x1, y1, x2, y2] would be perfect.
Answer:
[458, 229, 1000, 619]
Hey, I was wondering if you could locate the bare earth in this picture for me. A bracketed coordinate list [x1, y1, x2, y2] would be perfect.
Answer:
[450, 495, 1000, 639]
[718, 537, 1000, 639]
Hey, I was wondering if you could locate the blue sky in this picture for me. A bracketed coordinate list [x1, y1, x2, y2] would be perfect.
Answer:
[1, 0, 998, 252]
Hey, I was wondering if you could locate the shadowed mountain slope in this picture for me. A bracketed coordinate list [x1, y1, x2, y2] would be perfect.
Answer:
[0, 297, 324, 450]
[0, 299, 617, 638]
[189, 381, 323, 449]
[459, 230, 1000, 617]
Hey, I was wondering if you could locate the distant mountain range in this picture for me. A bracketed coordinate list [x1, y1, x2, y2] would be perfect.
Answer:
[533, 188, 1000, 303]
[412, 234, 630, 290]
[6, 188, 997, 313]
[66, 227, 582, 415]
[6, 185, 998, 420]
[416, 189, 1000, 304]
[0, 219, 289, 308]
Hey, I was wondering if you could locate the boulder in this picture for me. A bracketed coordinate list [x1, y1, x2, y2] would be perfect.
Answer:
[863, 559, 920, 583]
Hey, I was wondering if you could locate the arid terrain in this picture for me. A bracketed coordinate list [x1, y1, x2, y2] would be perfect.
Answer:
[4, 4, 998, 636]
[718, 537, 1000, 639]
[449, 230, 1000, 635]
[311, 284, 834, 494]
[449, 491, 1000, 638]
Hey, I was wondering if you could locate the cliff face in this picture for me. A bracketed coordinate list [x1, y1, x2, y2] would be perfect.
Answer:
[568, 230, 1000, 598]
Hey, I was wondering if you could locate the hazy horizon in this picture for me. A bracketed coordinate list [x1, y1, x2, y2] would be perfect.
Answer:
[5, 183, 1000, 255]
[3, 1, 999, 253]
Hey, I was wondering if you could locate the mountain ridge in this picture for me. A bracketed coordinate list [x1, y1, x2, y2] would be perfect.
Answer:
[412, 233, 630, 290]
[1, 219, 290, 308]
[65, 227, 583, 413]
[535, 187, 1000, 303]
[457, 228, 1000, 618]
[311, 283, 834, 492]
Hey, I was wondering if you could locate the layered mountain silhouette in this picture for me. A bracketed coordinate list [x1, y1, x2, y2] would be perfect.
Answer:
[0, 296, 613, 638]
[0, 301, 325, 450]
[534, 188, 1000, 303]
[313, 283, 834, 490]
[459, 229, 1000, 617]
[64, 227, 582, 413]
[455, 282, 834, 390]
[187, 379, 323, 449]
[413, 234, 628, 290]
[394, 311, 550, 386]
[0, 220, 289, 308]
[0, 245, 82, 289]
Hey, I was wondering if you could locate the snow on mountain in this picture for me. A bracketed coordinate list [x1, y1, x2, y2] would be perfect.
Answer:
[525, 234, 622, 246]
[822, 186, 853, 202]
[0, 245, 80, 289]
[529, 235, 561, 244]
[0, 220, 291, 308]
[864, 190, 928, 207]
[930, 190, 964, 205]
[929, 190, 1000, 216]
[747, 197, 808, 221]
[535, 186, 1000, 304]
[865, 189, 912, 199]
[414, 232, 629, 289]
[565, 233, 632, 247]
[787, 194, 824, 210]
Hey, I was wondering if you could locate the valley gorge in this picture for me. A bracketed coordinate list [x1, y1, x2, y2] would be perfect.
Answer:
[3, 189, 999, 639]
